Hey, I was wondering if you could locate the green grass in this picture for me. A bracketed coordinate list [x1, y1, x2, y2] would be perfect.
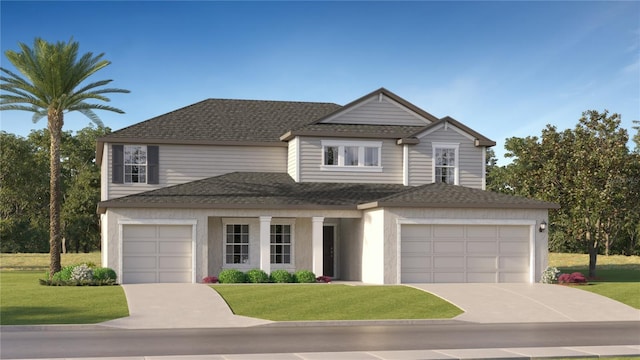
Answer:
[0, 252, 101, 271]
[0, 271, 129, 325]
[212, 284, 463, 321]
[549, 253, 640, 309]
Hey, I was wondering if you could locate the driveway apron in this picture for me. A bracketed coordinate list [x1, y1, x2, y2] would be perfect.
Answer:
[410, 283, 640, 323]
[101, 283, 272, 329]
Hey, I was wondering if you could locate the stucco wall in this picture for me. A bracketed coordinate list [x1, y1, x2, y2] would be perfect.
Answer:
[382, 207, 549, 284]
[104, 207, 361, 282]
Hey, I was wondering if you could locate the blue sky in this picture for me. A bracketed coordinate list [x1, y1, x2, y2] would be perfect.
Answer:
[1, 1, 638, 163]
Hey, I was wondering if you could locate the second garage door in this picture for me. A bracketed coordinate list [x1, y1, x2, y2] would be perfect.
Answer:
[122, 224, 193, 284]
[401, 224, 531, 283]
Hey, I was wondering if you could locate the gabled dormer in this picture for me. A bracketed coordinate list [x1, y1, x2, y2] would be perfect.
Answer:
[281, 88, 495, 189]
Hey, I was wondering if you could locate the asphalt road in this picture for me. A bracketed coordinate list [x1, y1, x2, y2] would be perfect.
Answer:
[2, 321, 639, 359]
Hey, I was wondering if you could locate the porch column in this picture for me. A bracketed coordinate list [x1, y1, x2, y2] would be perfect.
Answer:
[259, 216, 272, 274]
[312, 216, 325, 276]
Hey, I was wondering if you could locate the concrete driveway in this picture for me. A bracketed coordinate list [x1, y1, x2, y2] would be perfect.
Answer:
[101, 283, 272, 329]
[410, 283, 640, 323]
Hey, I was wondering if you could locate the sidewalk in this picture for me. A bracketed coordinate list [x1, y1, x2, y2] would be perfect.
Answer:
[11, 345, 640, 359]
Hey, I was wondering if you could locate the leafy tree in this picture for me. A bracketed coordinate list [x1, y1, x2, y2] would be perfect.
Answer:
[0, 38, 129, 277]
[498, 111, 633, 277]
[61, 126, 110, 253]
[0, 132, 49, 252]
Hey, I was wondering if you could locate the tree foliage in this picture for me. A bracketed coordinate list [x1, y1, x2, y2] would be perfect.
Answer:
[0, 38, 128, 277]
[1, 126, 109, 254]
[488, 111, 640, 277]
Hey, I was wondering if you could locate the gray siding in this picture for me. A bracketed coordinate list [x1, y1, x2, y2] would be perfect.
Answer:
[107, 143, 287, 199]
[298, 137, 404, 184]
[322, 96, 428, 126]
[408, 127, 484, 189]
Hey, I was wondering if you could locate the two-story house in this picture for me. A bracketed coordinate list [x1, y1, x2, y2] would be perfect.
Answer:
[97, 88, 558, 284]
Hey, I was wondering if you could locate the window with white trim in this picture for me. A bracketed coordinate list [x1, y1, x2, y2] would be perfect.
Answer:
[433, 143, 459, 185]
[270, 224, 292, 264]
[225, 224, 249, 264]
[321, 140, 382, 171]
[124, 145, 147, 183]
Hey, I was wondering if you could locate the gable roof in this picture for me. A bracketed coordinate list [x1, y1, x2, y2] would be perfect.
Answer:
[412, 116, 496, 147]
[98, 172, 559, 213]
[312, 88, 440, 125]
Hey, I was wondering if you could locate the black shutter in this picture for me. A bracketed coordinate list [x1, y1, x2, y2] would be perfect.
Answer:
[147, 145, 159, 184]
[112, 145, 124, 184]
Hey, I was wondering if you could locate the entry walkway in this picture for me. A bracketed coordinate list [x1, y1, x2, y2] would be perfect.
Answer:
[410, 283, 640, 323]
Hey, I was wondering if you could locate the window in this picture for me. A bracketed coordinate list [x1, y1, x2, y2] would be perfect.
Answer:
[324, 146, 339, 166]
[112, 145, 158, 184]
[364, 147, 379, 166]
[225, 224, 249, 264]
[433, 144, 459, 185]
[270, 224, 291, 264]
[124, 145, 147, 183]
[321, 140, 382, 171]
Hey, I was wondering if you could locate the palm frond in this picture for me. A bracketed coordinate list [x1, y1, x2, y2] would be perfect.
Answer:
[75, 108, 104, 126]
[1, 37, 129, 121]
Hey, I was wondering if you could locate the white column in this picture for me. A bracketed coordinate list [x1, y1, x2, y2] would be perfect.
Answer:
[312, 216, 325, 276]
[403, 144, 409, 186]
[259, 216, 272, 274]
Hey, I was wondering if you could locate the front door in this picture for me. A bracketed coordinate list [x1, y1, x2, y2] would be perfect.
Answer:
[323, 225, 335, 277]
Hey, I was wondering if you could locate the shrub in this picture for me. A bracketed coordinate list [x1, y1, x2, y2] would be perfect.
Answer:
[93, 267, 117, 281]
[52, 264, 77, 281]
[218, 269, 246, 283]
[246, 269, 270, 283]
[293, 270, 316, 283]
[316, 275, 332, 283]
[558, 272, 587, 284]
[270, 270, 293, 283]
[202, 276, 218, 283]
[541, 266, 560, 284]
[70, 264, 94, 282]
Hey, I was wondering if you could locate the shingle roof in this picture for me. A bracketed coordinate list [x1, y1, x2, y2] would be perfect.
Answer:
[358, 182, 560, 210]
[280, 124, 426, 141]
[101, 99, 341, 144]
[98, 172, 559, 213]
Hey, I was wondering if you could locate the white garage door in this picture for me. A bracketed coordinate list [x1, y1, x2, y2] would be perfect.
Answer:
[401, 224, 531, 283]
[122, 224, 193, 284]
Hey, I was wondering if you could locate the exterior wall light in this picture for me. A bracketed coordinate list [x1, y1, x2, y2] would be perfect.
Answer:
[539, 220, 547, 233]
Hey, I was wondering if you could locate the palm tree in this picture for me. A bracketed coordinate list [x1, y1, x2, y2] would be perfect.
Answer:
[0, 38, 129, 278]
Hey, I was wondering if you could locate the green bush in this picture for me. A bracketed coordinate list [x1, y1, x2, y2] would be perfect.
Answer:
[270, 269, 293, 283]
[218, 269, 247, 283]
[293, 270, 316, 283]
[93, 267, 117, 281]
[52, 264, 77, 281]
[246, 269, 270, 283]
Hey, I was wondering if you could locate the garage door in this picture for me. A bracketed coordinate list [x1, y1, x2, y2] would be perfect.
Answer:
[122, 225, 193, 284]
[401, 224, 530, 283]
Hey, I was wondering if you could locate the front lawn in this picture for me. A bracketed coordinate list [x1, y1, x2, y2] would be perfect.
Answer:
[549, 253, 640, 309]
[0, 271, 129, 325]
[212, 284, 462, 321]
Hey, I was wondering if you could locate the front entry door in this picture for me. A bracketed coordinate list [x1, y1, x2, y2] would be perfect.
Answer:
[323, 225, 335, 277]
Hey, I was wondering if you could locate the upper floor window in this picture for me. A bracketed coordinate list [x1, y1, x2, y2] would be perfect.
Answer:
[321, 140, 382, 172]
[433, 143, 459, 185]
[111, 144, 159, 185]
[124, 145, 147, 183]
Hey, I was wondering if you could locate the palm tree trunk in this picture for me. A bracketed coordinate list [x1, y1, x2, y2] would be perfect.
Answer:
[48, 112, 63, 279]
